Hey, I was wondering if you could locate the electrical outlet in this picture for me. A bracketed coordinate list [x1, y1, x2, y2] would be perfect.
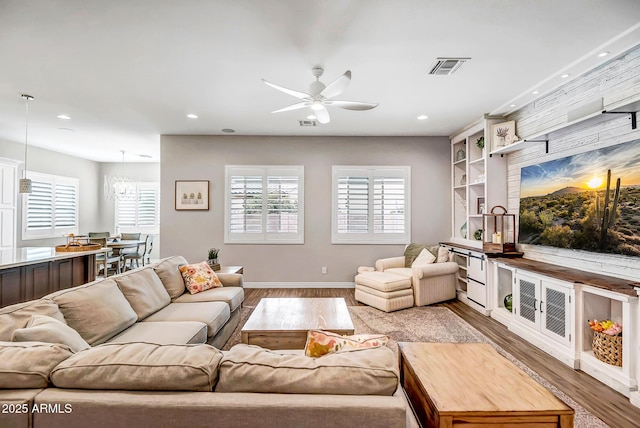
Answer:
[321, 267, 327, 274]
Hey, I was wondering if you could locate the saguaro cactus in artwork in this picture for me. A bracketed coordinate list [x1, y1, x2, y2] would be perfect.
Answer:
[599, 169, 621, 251]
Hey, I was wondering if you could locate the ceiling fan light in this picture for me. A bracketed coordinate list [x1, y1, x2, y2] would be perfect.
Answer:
[310, 101, 323, 111]
[307, 114, 317, 120]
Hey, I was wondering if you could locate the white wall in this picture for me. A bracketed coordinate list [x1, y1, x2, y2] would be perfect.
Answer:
[505, 46, 640, 281]
[160, 135, 451, 284]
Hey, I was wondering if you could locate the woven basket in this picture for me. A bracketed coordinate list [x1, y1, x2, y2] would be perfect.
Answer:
[592, 331, 622, 367]
[55, 243, 102, 253]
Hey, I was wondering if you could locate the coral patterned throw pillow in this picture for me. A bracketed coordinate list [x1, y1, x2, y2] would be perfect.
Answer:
[304, 330, 390, 358]
[179, 261, 223, 294]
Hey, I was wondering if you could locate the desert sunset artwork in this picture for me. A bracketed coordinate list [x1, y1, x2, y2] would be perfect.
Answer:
[519, 139, 640, 256]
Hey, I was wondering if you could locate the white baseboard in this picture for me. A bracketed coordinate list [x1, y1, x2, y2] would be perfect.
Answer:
[244, 282, 355, 289]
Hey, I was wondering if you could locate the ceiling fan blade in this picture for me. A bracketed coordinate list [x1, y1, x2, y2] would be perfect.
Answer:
[262, 79, 312, 99]
[329, 100, 379, 111]
[319, 70, 351, 99]
[315, 105, 330, 124]
[271, 102, 310, 113]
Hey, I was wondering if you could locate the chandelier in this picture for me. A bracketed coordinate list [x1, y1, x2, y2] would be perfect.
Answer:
[104, 150, 139, 201]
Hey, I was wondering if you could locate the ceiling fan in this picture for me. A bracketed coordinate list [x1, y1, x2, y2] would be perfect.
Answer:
[262, 66, 378, 124]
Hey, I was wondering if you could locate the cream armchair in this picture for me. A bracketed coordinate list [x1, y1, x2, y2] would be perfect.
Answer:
[374, 253, 458, 306]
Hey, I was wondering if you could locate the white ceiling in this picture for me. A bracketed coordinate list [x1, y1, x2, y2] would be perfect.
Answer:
[1, 0, 639, 163]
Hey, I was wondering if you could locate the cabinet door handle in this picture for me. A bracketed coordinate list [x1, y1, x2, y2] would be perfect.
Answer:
[540, 300, 544, 314]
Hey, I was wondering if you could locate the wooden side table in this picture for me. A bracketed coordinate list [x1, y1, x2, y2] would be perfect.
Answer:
[216, 265, 243, 274]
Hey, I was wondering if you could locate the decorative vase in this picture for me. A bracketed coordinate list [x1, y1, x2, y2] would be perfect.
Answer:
[460, 222, 467, 239]
[504, 294, 513, 312]
[456, 148, 466, 161]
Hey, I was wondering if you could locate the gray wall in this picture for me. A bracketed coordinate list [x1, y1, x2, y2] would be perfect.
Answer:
[160, 135, 451, 284]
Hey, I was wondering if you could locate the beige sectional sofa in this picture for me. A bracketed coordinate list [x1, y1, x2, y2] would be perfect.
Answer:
[0, 255, 415, 428]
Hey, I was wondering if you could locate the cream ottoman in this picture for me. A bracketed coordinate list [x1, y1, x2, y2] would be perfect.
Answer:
[354, 271, 414, 313]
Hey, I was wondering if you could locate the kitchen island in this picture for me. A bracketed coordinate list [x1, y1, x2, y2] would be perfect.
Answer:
[0, 247, 103, 307]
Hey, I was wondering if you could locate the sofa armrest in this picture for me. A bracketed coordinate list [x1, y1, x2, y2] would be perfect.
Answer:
[412, 262, 458, 279]
[375, 256, 406, 272]
[216, 273, 244, 288]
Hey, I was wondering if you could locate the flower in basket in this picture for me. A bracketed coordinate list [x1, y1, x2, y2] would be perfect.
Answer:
[588, 319, 622, 336]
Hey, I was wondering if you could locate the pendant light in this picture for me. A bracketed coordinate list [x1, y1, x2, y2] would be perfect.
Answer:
[19, 94, 34, 194]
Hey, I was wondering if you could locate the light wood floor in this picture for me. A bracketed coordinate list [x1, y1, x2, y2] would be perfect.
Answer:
[244, 288, 640, 428]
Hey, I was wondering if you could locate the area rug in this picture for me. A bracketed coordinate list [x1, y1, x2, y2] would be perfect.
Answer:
[223, 304, 608, 428]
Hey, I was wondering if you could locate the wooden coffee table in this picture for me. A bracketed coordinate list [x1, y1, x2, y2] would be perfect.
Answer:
[241, 297, 355, 349]
[399, 342, 574, 428]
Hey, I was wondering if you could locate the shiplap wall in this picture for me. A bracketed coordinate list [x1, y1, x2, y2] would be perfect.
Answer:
[505, 46, 640, 281]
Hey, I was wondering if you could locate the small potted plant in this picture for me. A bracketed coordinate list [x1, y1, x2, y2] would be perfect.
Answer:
[208, 248, 219, 264]
[476, 136, 485, 156]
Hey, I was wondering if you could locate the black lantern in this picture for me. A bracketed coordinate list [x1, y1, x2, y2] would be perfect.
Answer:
[482, 205, 517, 254]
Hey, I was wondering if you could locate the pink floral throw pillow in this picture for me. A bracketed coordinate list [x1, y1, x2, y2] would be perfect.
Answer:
[304, 330, 390, 358]
[179, 261, 223, 295]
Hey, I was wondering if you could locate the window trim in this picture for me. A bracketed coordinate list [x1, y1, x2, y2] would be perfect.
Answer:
[332, 165, 411, 244]
[225, 165, 304, 244]
[21, 171, 80, 240]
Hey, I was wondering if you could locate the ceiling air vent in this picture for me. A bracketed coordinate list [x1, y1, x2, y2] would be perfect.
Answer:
[298, 120, 317, 127]
[428, 57, 470, 75]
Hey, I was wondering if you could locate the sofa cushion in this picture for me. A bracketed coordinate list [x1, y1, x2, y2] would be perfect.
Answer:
[152, 256, 189, 299]
[215, 344, 398, 396]
[411, 248, 436, 266]
[12, 315, 90, 353]
[114, 267, 171, 320]
[50, 279, 138, 345]
[173, 286, 244, 311]
[106, 321, 208, 345]
[304, 330, 390, 358]
[142, 302, 230, 340]
[354, 271, 412, 292]
[179, 261, 223, 294]
[0, 341, 74, 389]
[50, 342, 223, 392]
[384, 267, 413, 278]
[0, 299, 67, 342]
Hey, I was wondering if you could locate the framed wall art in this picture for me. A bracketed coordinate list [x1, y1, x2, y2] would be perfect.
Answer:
[490, 120, 517, 151]
[175, 180, 209, 210]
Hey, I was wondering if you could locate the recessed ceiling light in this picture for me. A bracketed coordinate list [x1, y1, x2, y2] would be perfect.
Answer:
[138, 154, 152, 158]
[510, 104, 516, 108]
[307, 114, 317, 120]
[532, 91, 539, 95]
[561, 74, 570, 78]
[57, 114, 71, 120]
[598, 51, 609, 58]
[417, 115, 429, 120]
[221, 128, 235, 133]
[186, 114, 198, 119]
[57, 127, 74, 132]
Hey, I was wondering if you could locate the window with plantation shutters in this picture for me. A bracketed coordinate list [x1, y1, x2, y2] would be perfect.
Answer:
[115, 183, 160, 234]
[22, 172, 79, 240]
[332, 166, 410, 244]
[225, 166, 304, 244]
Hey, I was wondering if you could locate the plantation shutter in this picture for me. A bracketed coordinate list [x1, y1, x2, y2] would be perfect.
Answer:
[225, 166, 304, 244]
[332, 166, 410, 244]
[23, 173, 79, 239]
[336, 176, 369, 234]
[373, 176, 405, 233]
[115, 183, 160, 233]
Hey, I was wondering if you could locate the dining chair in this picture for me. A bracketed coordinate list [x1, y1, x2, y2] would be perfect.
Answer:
[118, 232, 142, 260]
[90, 236, 122, 277]
[123, 234, 154, 271]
